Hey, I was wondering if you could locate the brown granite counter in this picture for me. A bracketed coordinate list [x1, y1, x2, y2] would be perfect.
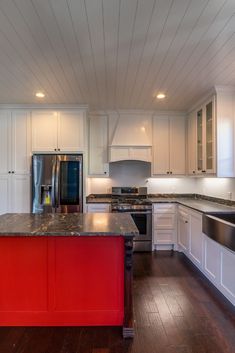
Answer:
[0, 213, 138, 237]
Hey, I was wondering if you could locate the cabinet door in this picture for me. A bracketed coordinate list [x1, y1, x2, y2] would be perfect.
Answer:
[32, 111, 58, 152]
[204, 99, 215, 174]
[220, 247, 235, 305]
[169, 116, 185, 174]
[187, 111, 197, 175]
[0, 175, 11, 215]
[0, 111, 11, 174]
[178, 211, 189, 253]
[152, 117, 169, 175]
[154, 229, 175, 245]
[204, 235, 220, 283]
[189, 212, 203, 269]
[11, 175, 30, 213]
[89, 115, 109, 176]
[196, 108, 203, 173]
[58, 111, 85, 152]
[11, 111, 31, 174]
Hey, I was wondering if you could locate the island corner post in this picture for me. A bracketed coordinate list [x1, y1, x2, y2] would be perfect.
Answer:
[123, 236, 134, 338]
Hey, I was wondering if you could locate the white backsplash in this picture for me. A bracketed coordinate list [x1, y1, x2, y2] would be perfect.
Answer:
[87, 161, 235, 200]
[196, 177, 235, 200]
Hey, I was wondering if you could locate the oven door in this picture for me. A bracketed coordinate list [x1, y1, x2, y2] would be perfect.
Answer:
[130, 211, 152, 252]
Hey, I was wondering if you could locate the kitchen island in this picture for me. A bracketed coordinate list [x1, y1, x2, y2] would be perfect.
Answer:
[0, 213, 138, 338]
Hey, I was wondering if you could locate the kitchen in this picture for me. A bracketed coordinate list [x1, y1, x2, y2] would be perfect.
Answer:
[0, 0, 235, 352]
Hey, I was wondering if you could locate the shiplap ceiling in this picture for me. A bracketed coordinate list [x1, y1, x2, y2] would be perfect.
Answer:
[0, 0, 234, 110]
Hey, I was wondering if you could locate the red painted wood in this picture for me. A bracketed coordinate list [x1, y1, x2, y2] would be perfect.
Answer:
[0, 236, 124, 326]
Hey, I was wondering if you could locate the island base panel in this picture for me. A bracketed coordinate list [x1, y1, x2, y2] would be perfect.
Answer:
[0, 236, 124, 326]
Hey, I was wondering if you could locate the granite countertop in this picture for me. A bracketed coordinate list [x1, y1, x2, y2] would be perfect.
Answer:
[148, 198, 235, 214]
[0, 213, 138, 237]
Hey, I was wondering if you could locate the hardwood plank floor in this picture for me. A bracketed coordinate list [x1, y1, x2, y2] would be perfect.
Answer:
[0, 251, 234, 353]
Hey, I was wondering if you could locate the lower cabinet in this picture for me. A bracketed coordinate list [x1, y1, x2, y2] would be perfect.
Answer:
[177, 204, 235, 306]
[86, 203, 111, 213]
[153, 203, 176, 249]
[0, 174, 30, 214]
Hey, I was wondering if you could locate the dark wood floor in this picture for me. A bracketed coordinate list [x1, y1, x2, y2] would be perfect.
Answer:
[0, 251, 235, 353]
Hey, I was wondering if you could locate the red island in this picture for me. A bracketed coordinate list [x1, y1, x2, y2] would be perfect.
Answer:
[0, 213, 137, 338]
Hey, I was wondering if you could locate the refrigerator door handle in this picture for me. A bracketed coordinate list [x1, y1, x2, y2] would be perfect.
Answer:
[55, 158, 60, 207]
[51, 158, 56, 208]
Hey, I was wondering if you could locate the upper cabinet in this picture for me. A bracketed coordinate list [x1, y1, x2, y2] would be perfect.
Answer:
[152, 115, 186, 176]
[88, 115, 109, 176]
[0, 110, 31, 175]
[32, 110, 86, 152]
[187, 97, 216, 175]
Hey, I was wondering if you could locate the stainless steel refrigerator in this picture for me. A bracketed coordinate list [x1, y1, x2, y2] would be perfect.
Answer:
[32, 154, 83, 213]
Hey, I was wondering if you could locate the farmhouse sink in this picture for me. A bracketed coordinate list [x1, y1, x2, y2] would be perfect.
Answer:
[202, 213, 235, 252]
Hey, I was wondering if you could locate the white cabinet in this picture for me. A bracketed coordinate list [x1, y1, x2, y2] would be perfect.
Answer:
[153, 203, 176, 248]
[178, 207, 189, 253]
[152, 115, 185, 175]
[203, 234, 235, 306]
[204, 236, 221, 283]
[32, 110, 86, 152]
[187, 111, 197, 175]
[189, 210, 203, 270]
[220, 247, 235, 304]
[0, 110, 31, 214]
[187, 96, 216, 175]
[86, 203, 111, 213]
[88, 115, 109, 176]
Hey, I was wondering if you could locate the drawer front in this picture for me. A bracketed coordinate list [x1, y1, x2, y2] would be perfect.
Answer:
[154, 214, 175, 229]
[153, 203, 175, 213]
[154, 229, 175, 244]
[87, 204, 110, 213]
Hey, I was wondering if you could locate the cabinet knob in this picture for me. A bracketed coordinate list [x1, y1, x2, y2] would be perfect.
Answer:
[12, 171, 15, 174]
[202, 170, 206, 173]
[58, 148, 60, 151]
[185, 220, 188, 224]
[193, 171, 195, 174]
[170, 171, 172, 174]
[8, 171, 11, 174]
[104, 171, 107, 174]
[54, 148, 57, 151]
[167, 171, 169, 174]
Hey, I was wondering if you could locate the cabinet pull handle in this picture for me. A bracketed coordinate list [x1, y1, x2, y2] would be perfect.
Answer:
[202, 170, 206, 173]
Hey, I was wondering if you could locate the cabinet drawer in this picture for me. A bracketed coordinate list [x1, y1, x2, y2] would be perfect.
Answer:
[153, 203, 175, 213]
[87, 204, 110, 213]
[154, 214, 175, 229]
[154, 229, 175, 244]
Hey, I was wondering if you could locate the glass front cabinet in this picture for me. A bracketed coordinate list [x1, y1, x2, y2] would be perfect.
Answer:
[188, 96, 216, 175]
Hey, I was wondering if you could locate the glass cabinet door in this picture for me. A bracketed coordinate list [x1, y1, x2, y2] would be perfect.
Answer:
[197, 109, 203, 172]
[205, 101, 213, 171]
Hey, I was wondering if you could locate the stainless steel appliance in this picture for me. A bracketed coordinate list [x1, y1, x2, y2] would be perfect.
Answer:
[32, 154, 83, 213]
[111, 187, 152, 252]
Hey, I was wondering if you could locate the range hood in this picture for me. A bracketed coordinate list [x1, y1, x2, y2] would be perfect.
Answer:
[109, 114, 152, 163]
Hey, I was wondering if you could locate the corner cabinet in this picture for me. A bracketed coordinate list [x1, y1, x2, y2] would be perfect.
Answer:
[32, 110, 86, 152]
[152, 115, 186, 176]
[0, 110, 31, 214]
[187, 96, 216, 175]
[88, 115, 109, 176]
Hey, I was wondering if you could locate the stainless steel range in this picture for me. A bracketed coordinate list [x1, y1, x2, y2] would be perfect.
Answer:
[111, 187, 152, 252]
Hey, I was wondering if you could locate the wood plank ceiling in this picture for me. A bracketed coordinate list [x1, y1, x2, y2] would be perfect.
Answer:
[0, 0, 234, 110]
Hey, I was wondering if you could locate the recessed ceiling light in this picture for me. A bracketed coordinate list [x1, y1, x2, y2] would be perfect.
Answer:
[35, 92, 45, 98]
[156, 93, 166, 99]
